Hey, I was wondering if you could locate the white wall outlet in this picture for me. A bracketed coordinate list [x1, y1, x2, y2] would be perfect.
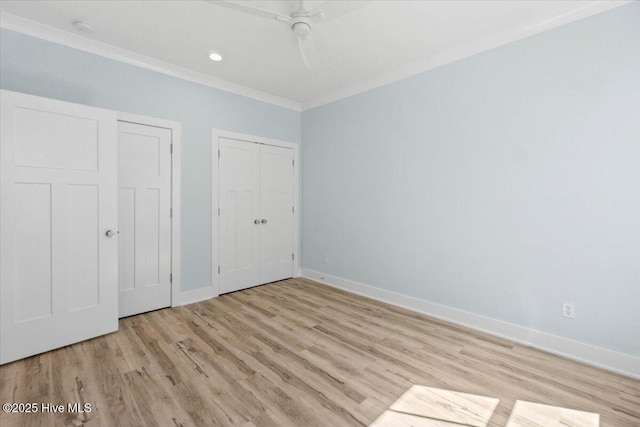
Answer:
[322, 254, 328, 264]
[562, 302, 575, 319]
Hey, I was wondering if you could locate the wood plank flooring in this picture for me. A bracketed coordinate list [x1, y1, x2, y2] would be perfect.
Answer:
[1, 278, 638, 426]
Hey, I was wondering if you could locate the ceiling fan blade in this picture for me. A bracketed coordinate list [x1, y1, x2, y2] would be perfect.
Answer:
[306, 0, 372, 23]
[297, 31, 317, 69]
[206, 1, 291, 22]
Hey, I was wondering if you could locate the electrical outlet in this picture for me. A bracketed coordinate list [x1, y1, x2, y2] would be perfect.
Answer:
[562, 303, 575, 319]
[322, 255, 328, 264]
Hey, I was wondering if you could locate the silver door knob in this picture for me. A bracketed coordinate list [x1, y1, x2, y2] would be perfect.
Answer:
[254, 219, 260, 224]
[261, 219, 267, 224]
[105, 230, 116, 238]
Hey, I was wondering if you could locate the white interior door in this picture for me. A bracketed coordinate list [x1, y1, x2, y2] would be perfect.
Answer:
[259, 144, 294, 283]
[118, 121, 172, 317]
[0, 90, 118, 364]
[219, 138, 260, 293]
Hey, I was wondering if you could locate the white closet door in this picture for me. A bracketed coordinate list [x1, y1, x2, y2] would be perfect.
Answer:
[219, 138, 260, 293]
[0, 90, 118, 364]
[259, 144, 294, 283]
[118, 121, 172, 317]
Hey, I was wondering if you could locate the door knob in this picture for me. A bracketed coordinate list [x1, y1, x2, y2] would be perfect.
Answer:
[105, 230, 116, 238]
[261, 219, 267, 224]
[254, 219, 260, 224]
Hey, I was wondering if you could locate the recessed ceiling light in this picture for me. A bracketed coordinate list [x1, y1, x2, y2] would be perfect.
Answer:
[209, 52, 223, 62]
[72, 20, 95, 33]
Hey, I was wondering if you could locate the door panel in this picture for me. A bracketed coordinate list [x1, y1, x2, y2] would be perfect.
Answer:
[117, 121, 172, 318]
[14, 107, 99, 170]
[119, 188, 136, 291]
[144, 188, 161, 287]
[1, 90, 118, 364]
[259, 145, 294, 283]
[219, 138, 260, 293]
[13, 183, 52, 322]
[68, 184, 100, 311]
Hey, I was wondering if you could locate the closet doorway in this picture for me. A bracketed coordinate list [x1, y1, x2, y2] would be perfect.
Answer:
[213, 130, 299, 295]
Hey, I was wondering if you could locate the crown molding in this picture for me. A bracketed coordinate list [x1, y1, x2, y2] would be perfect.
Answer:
[0, 12, 302, 112]
[301, 0, 634, 111]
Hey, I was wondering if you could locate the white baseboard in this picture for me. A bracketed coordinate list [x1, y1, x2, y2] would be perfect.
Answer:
[174, 285, 218, 307]
[301, 268, 640, 379]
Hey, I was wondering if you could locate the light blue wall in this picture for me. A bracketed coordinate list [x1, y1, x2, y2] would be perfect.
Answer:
[302, 4, 640, 356]
[0, 28, 300, 292]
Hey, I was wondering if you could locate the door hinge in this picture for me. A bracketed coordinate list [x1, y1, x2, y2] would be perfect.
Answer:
[292, 158, 295, 167]
[218, 149, 220, 159]
[292, 253, 295, 261]
[218, 208, 221, 216]
[170, 144, 173, 154]
[218, 266, 221, 274]
[170, 273, 173, 283]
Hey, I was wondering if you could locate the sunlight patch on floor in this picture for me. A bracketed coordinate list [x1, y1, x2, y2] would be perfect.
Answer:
[370, 385, 499, 427]
[506, 400, 599, 427]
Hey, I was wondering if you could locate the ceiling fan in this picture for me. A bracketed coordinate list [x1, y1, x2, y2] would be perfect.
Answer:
[207, 0, 329, 69]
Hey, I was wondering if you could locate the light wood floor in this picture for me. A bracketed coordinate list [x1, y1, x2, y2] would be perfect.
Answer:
[1, 278, 638, 426]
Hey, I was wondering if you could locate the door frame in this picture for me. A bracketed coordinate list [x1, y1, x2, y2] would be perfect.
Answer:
[212, 129, 300, 297]
[117, 112, 181, 307]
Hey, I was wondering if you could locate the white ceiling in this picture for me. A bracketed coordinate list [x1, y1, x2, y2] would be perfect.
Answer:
[0, 1, 630, 110]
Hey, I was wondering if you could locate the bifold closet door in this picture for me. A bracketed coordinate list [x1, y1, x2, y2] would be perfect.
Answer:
[259, 144, 294, 284]
[118, 121, 172, 318]
[219, 138, 260, 294]
[0, 90, 118, 364]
